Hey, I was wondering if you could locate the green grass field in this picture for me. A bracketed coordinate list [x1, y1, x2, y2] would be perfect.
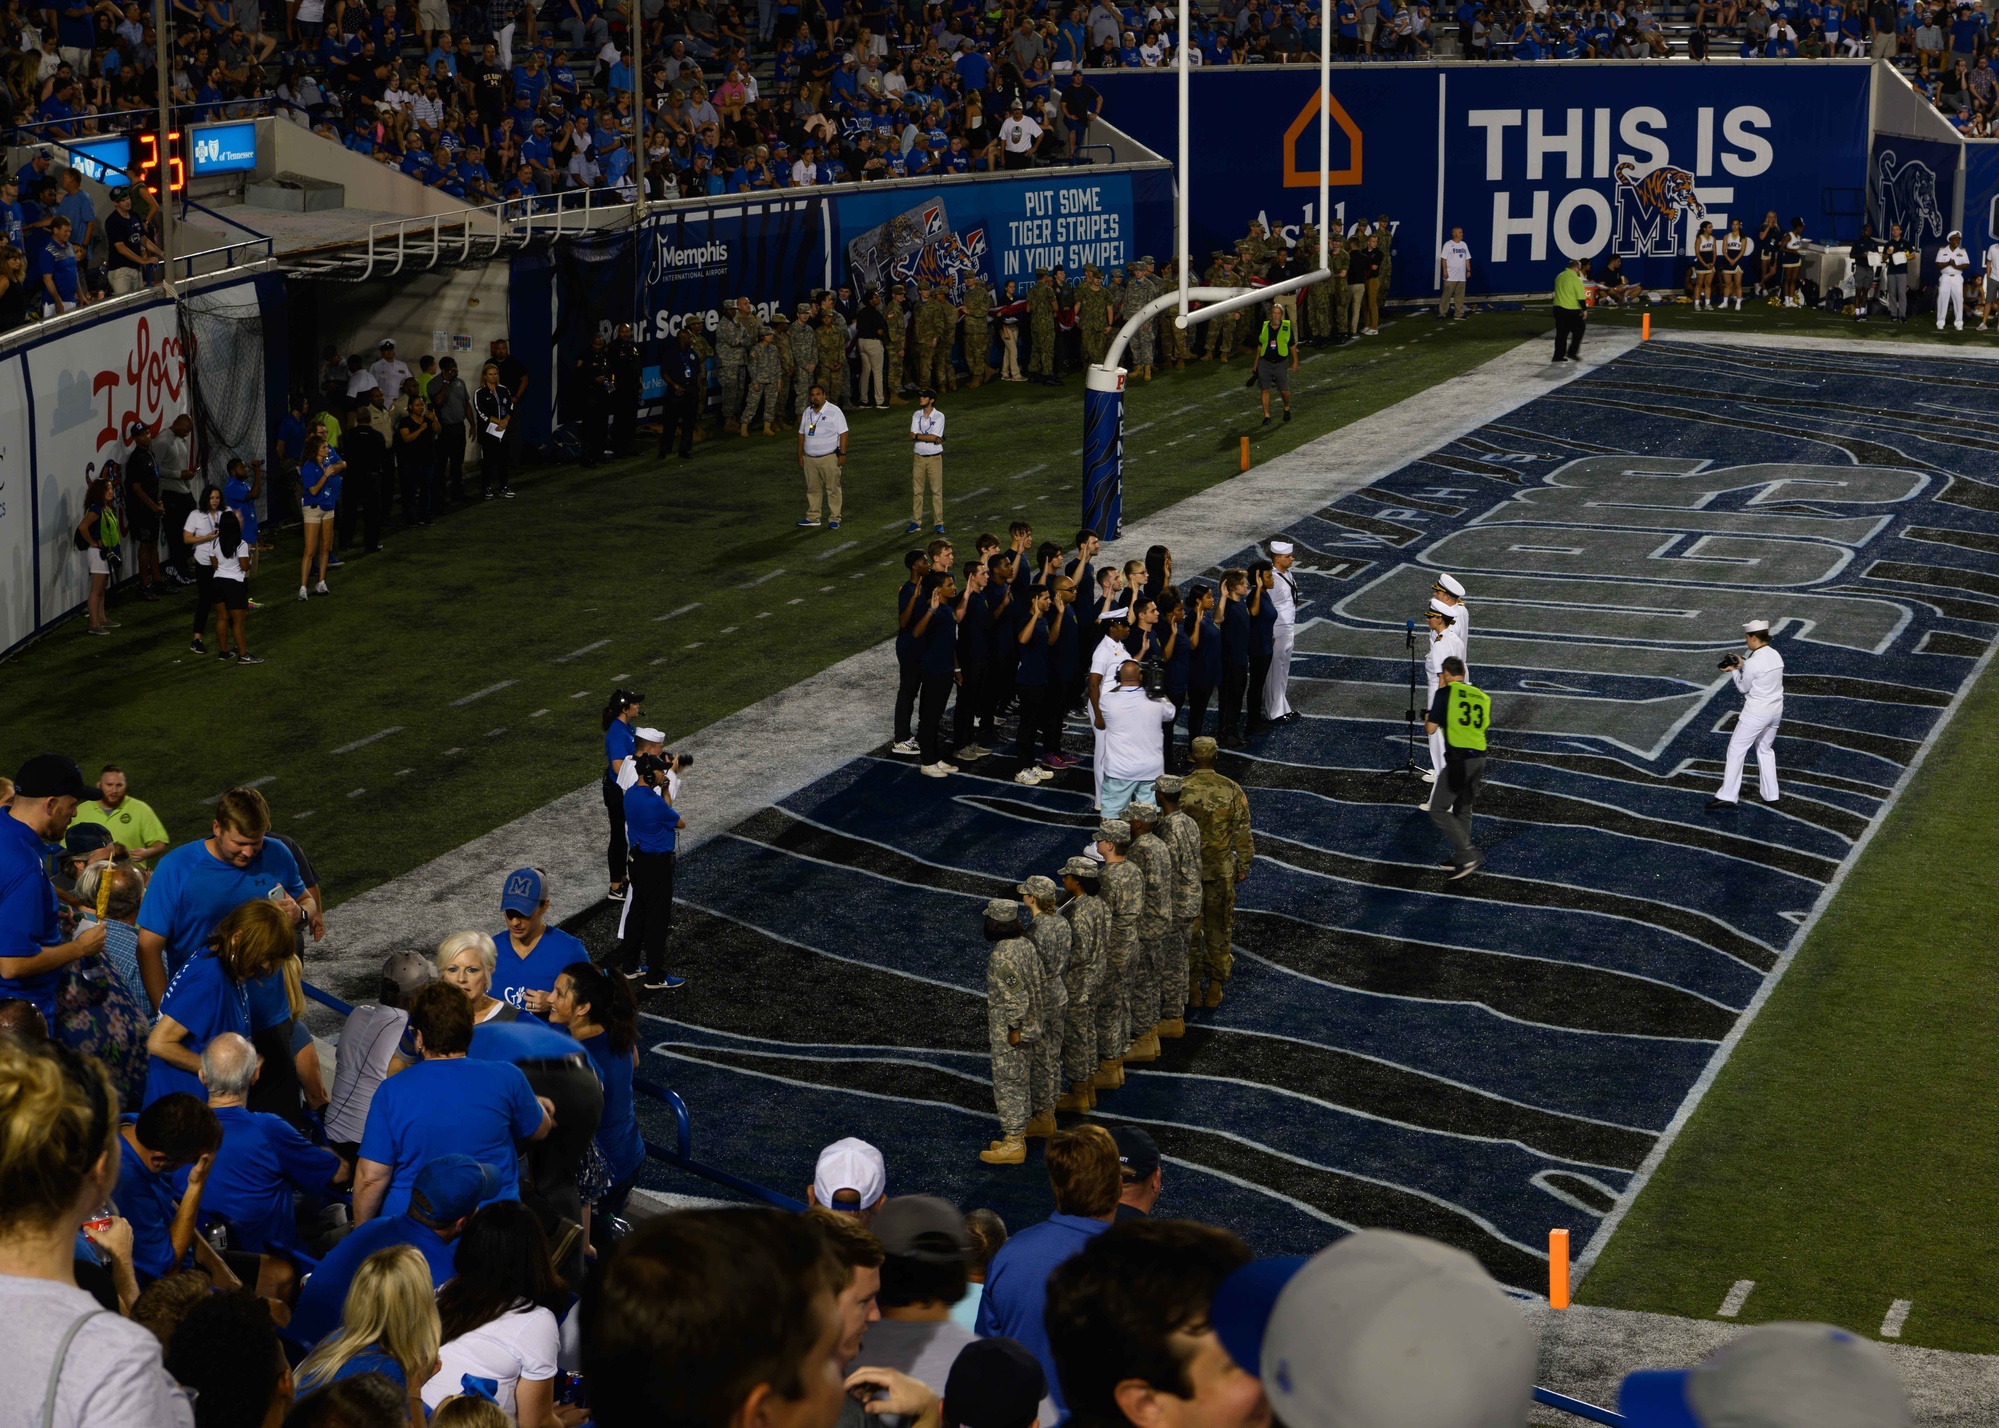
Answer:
[10, 294, 1999, 1352]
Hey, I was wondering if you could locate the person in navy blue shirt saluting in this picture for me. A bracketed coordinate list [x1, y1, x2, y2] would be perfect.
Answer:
[493, 866, 591, 1015]
[624, 752, 686, 992]
[0, 755, 109, 1028]
[600, 687, 644, 902]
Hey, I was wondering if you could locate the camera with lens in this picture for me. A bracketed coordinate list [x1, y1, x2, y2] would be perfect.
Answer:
[1717, 653, 1742, 671]
[1141, 658, 1167, 700]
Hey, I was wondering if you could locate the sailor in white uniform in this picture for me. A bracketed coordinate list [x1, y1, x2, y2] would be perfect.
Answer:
[1708, 618, 1784, 809]
[1088, 604, 1135, 819]
[1431, 573, 1469, 679]
[1421, 602, 1466, 785]
[1263, 541, 1300, 723]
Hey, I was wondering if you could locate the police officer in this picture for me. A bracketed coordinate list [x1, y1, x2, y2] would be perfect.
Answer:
[1179, 737, 1253, 1008]
[574, 333, 613, 466]
[1425, 655, 1488, 879]
[979, 898, 1044, 1165]
[608, 323, 641, 455]
[1708, 618, 1785, 811]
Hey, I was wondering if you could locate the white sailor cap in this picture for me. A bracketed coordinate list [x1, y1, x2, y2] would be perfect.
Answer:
[1432, 573, 1466, 598]
[1425, 599, 1456, 622]
[1269, 540, 1295, 555]
[1743, 618, 1771, 633]
[1103, 605, 1134, 623]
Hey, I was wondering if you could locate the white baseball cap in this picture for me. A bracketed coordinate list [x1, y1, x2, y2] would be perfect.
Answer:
[1260, 1231, 1536, 1428]
[1619, 1322, 1910, 1428]
[813, 1137, 887, 1210]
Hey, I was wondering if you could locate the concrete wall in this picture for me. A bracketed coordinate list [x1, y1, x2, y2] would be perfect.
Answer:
[260, 119, 472, 219]
[309, 261, 515, 383]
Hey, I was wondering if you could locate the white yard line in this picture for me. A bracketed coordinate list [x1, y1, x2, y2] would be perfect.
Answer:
[1716, 1280, 1755, 1317]
[556, 640, 611, 662]
[652, 602, 702, 622]
[450, 680, 517, 707]
[331, 727, 404, 755]
[1883, 1300, 1915, 1339]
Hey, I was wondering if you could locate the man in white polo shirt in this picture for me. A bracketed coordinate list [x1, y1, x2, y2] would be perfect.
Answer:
[907, 387, 947, 535]
[796, 381, 849, 529]
[1439, 226, 1472, 319]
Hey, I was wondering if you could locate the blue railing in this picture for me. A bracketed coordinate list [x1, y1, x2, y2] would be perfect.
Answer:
[1533, 1387, 1626, 1426]
[299, 979, 801, 1210]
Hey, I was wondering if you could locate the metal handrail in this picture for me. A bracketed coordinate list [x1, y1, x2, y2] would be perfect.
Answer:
[298, 978, 801, 1210]
[1532, 1387, 1626, 1426]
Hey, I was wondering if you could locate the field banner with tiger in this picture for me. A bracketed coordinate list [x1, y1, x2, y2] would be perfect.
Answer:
[1090, 61, 1872, 298]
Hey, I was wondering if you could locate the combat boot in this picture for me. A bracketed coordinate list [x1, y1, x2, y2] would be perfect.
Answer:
[1055, 1085, 1094, 1112]
[980, 1135, 1028, 1165]
[889, 393, 907, 406]
[1023, 1111, 1057, 1138]
[1158, 1016, 1185, 1038]
[1203, 980, 1225, 1008]
[1187, 978, 1202, 1009]
[1092, 1057, 1124, 1090]
[1126, 1030, 1161, 1062]
[762, 422, 775, 436]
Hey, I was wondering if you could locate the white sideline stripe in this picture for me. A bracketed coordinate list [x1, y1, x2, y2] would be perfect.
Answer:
[529, 709, 550, 718]
[331, 726, 403, 755]
[739, 568, 788, 588]
[198, 773, 275, 805]
[451, 680, 516, 706]
[556, 639, 611, 662]
[1717, 1279, 1755, 1317]
[1574, 500, 1999, 1290]
[816, 540, 859, 559]
[1882, 1300, 1913, 1338]
[652, 602, 702, 622]
[346, 788, 365, 798]
[1009, 462, 1049, 480]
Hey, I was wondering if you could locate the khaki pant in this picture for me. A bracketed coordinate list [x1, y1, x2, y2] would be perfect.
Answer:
[911, 453, 943, 526]
[1346, 283, 1367, 332]
[1365, 277, 1381, 330]
[802, 453, 843, 522]
[108, 267, 144, 296]
[857, 338, 885, 407]
[1439, 279, 1466, 317]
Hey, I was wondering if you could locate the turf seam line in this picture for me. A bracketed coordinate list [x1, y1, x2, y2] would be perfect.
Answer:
[1572, 599, 1999, 1289]
[449, 679, 517, 706]
[330, 726, 404, 755]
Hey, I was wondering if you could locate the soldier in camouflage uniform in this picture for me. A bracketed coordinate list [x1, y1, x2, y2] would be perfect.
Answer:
[1027, 267, 1059, 383]
[1124, 258, 1156, 379]
[1180, 736, 1254, 1009]
[1330, 234, 1353, 341]
[683, 323, 716, 439]
[1199, 251, 1231, 360]
[1374, 214, 1395, 301]
[1155, 258, 1188, 369]
[1240, 218, 1271, 280]
[980, 897, 1044, 1166]
[740, 322, 787, 435]
[1125, 803, 1175, 1063]
[1019, 875, 1070, 1135]
[1094, 818, 1143, 1088]
[1300, 223, 1333, 344]
[715, 297, 763, 434]
[962, 276, 994, 387]
[815, 293, 850, 406]
[1055, 855, 1108, 1111]
[788, 302, 819, 420]
[884, 282, 910, 404]
[923, 284, 960, 391]
[911, 283, 943, 397]
[1155, 775, 1203, 1031]
[1076, 265, 1112, 370]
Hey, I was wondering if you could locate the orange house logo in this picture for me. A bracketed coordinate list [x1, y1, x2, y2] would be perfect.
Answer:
[1282, 88, 1363, 187]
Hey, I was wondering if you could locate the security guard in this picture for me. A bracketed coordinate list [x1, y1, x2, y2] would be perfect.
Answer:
[1708, 618, 1785, 810]
[1424, 655, 1487, 879]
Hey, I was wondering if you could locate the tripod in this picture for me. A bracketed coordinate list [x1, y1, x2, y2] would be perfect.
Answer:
[1387, 619, 1425, 777]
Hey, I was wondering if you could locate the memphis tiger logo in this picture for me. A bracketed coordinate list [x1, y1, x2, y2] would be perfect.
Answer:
[1612, 160, 1706, 258]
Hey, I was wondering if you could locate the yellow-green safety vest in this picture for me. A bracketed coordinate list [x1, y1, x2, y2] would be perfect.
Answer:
[1444, 682, 1489, 752]
[1258, 318, 1292, 358]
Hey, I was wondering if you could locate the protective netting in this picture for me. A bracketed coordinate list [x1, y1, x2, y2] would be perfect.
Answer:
[176, 286, 268, 489]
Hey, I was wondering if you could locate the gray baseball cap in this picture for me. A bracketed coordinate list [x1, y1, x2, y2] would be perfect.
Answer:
[1619, 1322, 1910, 1428]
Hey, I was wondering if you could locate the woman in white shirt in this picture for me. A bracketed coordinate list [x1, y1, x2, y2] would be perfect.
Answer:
[183, 484, 223, 656]
[209, 509, 261, 664]
[423, 1202, 583, 1428]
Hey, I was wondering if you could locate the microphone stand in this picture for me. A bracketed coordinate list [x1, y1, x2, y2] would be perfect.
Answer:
[1387, 619, 1424, 778]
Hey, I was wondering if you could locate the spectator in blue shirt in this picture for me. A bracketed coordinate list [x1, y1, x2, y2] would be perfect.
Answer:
[38, 215, 81, 316]
[137, 784, 310, 1008]
[623, 754, 686, 990]
[492, 865, 590, 1014]
[976, 1124, 1122, 1418]
[115, 1092, 224, 1282]
[144, 898, 294, 1107]
[353, 981, 552, 1222]
[549, 960, 646, 1248]
[287, 1153, 489, 1349]
[191, 1032, 346, 1261]
[0, 756, 108, 1027]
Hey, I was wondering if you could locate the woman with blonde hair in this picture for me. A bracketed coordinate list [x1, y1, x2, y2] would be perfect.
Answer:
[436, 930, 521, 1025]
[295, 1243, 441, 1427]
[0, 1038, 194, 1427]
[143, 899, 294, 1105]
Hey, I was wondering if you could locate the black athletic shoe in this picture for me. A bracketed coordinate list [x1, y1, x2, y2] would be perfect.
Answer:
[1704, 797, 1737, 810]
[1446, 857, 1484, 881]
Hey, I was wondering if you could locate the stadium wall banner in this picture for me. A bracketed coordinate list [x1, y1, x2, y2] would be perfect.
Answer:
[1867, 134, 1959, 254]
[0, 286, 275, 657]
[1087, 62, 1872, 298]
[1960, 140, 1999, 260]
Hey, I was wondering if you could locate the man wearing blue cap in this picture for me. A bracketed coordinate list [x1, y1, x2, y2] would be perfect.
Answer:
[492, 865, 589, 1014]
[288, 1152, 493, 1347]
[1, 755, 107, 1027]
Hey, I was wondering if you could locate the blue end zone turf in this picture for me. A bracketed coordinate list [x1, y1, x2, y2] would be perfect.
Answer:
[570, 339, 1999, 1289]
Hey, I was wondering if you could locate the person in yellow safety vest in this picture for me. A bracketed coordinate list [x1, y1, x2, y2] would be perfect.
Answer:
[1423, 652, 1489, 880]
[1254, 301, 1300, 426]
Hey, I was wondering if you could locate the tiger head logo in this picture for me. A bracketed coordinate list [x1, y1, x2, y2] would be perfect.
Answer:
[1612, 160, 1707, 258]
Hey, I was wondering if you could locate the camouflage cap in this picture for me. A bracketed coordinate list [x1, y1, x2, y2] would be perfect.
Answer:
[1018, 874, 1060, 902]
[797, 300, 815, 313]
[1155, 774, 1184, 797]
[1134, 255, 1153, 266]
[983, 898, 1023, 924]
[1191, 736, 1219, 758]
[1060, 856, 1101, 879]
[1083, 264, 1099, 275]
[1096, 819, 1132, 844]
[772, 313, 791, 325]
[1035, 267, 1051, 276]
[1127, 802, 1160, 825]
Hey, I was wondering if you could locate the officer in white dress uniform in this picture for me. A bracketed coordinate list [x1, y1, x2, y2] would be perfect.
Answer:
[1263, 541, 1300, 723]
[1708, 618, 1784, 809]
[1421, 602, 1465, 786]
[1431, 573, 1470, 678]
[1088, 605, 1134, 817]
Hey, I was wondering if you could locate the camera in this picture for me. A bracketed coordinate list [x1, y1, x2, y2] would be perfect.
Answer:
[1141, 658, 1167, 700]
[1717, 654, 1741, 671]
[666, 752, 693, 769]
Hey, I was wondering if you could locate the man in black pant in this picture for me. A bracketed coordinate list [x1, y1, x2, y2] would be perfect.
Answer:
[431, 357, 471, 500]
[891, 549, 929, 756]
[609, 323, 642, 454]
[909, 567, 963, 777]
[343, 388, 393, 554]
[1216, 569, 1253, 747]
[953, 556, 995, 760]
[575, 332, 613, 466]
[157, 413, 198, 584]
[1552, 257, 1587, 362]
[1245, 561, 1277, 735]
[656, 326, 702, 459]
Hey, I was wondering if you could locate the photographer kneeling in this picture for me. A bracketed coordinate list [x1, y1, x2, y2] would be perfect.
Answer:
[1098, 659, 1176, 821]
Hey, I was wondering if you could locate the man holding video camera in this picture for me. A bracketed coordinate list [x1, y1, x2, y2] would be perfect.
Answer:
[1708, 618, 1784, 811]
[617, 731, 691, 989]
[1098, 659, 1176, 822]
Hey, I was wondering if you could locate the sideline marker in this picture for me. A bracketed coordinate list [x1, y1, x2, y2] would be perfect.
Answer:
[1641, 312, 1652, 341]
[1549, 1229, 1571, 1309]
[1240, 436, 1251, 472]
